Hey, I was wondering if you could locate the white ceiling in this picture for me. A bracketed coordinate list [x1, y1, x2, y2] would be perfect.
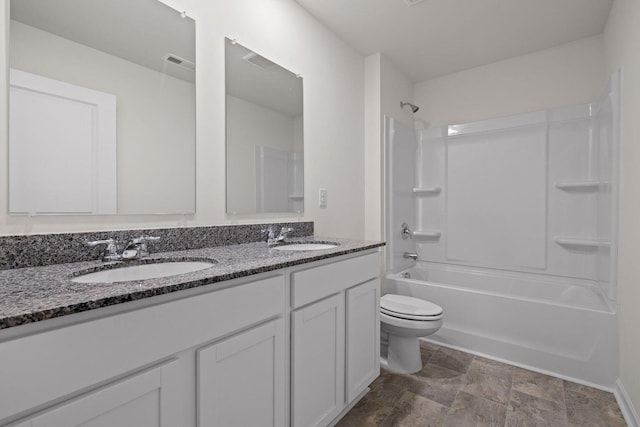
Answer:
[294, 0, 614, 83]
[10, 0, 195, 83]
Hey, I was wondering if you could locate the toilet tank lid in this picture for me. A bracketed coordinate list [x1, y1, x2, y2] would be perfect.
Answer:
[381, 294, 443, 317]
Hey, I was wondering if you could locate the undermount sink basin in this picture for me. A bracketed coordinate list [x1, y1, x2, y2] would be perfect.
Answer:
[71, 261, 215, 283]
[271, 243, 338, 251]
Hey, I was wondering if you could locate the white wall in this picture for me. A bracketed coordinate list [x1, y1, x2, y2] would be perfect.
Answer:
[0, 0, 366, 239]
[363, 54, 382, 241]
[414, 36, 606, 128]
[10, 20, 195, 215]
[364, 53, 413, 241]
[380, 55, 415, 129]
[604, 0, 640, 420]
[226, 94, 297, 214]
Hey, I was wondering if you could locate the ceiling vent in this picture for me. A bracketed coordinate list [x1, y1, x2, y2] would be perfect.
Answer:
[162, 53, 195, 71]
[242, 52, 277, 71]
[404, 0, 427, 5]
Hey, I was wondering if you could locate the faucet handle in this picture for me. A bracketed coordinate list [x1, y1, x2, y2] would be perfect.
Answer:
[128, 236, 160, 258]
[130, 236, 160, 244]
[86, 238, 118, 254]
[86, 238, 120, 261]
[261, 226, 277, 240]
[85, 238, 115, 247]
[280, 226, 293, 236]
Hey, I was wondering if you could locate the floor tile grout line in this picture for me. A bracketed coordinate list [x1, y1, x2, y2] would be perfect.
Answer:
[444, 353, 476, 424]
[505, 363, 517, 427]
[561, 378, 569, 423]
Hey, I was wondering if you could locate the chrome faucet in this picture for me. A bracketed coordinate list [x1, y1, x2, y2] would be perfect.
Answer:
[86, 236, 160, 261]
[262, 226, 294, 247]
[403, 252, 418, 260]
[122, 236, 161, 260]
[86, 238, 121, 262]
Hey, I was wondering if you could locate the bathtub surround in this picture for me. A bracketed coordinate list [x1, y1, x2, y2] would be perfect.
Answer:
[0, 221, 313, 270]
[383, 71, 620, 389]
[387, 80, 619, 282]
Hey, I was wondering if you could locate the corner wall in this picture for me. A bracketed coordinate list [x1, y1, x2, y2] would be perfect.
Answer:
[604, 0, 640, 423]
[364, 53, 413, 241]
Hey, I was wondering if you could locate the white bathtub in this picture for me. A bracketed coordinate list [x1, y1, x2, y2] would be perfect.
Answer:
[386, 262, 618, 388]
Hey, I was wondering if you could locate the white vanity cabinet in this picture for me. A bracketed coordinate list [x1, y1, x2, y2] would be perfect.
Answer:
[0, 273, 285, 427]
[0, 248, 381, 427]
[11, 359, 182, 427]
[292, 294, 346, 427]
[198, 318, 285, 427]
[290, 251, 381, 427]
[345, 278, 380, 403]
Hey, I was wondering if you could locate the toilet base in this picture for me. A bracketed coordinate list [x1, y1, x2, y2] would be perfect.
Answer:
[386, 334, 422, 374]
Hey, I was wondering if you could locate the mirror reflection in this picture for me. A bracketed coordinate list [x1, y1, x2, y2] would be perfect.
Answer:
[9, 0, 196, 215]
[225, 38, 304, 215]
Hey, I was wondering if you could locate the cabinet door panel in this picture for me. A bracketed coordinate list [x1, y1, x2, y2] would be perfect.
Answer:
[24, 359, 179, 427]
[346, 279, 380, 402]
[292, 295, 345, 427]
[198, 319, 285, 427]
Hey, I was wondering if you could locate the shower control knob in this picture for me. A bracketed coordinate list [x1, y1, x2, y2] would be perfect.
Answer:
[401, 223, 412, 240]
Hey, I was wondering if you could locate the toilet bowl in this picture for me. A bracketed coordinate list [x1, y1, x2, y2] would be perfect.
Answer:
[380, 294, 443, 374]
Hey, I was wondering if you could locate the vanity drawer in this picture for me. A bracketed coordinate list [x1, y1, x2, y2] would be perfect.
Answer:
[291, 252, 379, 308]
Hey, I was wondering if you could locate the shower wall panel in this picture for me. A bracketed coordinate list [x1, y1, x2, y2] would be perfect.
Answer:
[384, 117, 417, 272]
[415, 127, 446, 261]
[547, 105, 599, 280]
[402, 72, 619, 300]
[446, 119, 547, 270]
[386, 73, 618, 304]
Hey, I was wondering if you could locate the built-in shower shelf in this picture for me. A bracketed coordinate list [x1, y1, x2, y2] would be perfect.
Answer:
[554, 237, 611, 249]
[554, 180, 609, 192]
[412, 187, 442, 196]
[412, 230, 442, 239]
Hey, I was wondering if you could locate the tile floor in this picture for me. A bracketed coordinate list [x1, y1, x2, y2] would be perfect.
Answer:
[337, 341, 627, 427]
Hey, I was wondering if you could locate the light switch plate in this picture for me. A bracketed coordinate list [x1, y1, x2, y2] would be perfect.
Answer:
[319, 188, 327, 208]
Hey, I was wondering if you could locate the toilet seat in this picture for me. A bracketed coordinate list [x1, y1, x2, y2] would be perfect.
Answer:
[381, 294, 443, 321]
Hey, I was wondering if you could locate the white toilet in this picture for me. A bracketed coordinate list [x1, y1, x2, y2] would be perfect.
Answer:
[380, 294, 444, 374]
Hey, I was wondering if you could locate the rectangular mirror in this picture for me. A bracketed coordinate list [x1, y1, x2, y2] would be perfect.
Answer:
[8, 0, 196, 215]
[225, 38, 304, 215]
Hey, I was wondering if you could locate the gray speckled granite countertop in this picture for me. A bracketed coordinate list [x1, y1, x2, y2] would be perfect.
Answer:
[0, 237, 384, 330]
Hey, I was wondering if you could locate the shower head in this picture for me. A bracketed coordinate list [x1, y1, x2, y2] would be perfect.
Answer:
[400, 101, 420, 113]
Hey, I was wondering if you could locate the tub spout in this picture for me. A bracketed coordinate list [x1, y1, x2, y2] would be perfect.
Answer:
[403, 252, 418, 260]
